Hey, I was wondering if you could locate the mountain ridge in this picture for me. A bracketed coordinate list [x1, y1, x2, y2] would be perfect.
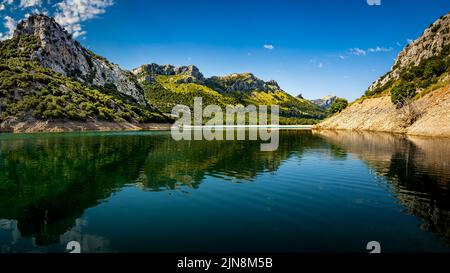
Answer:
[133, 62, 328, 124]
[14, 14, 148, 106]
[317, 12, 450, 137]
[367, 12, 450, 95]
[0, 14, 328, 132]
[132, 63, 285, 94]
[0, 14, 169, 132]
[310, 95, 338, 109]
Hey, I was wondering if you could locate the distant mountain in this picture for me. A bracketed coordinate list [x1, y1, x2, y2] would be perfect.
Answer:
[0, 14, 327, 132]
[133, 64, 327, 124]
[310, 95, 338, 109]
[134, 63, 205, 84]
[0, 15, 168, 132]
[318, 12, 450, 137]
[205, 73, 282, 93]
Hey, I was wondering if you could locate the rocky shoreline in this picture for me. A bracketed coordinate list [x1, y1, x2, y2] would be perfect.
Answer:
[315, 85, 450, 138]
[0, 119, 172, 134]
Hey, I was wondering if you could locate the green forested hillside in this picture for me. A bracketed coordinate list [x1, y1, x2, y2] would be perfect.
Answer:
[0, 35, 168, 124]
[141, 75, 239, 112]
[364, 44, 450, 103]
[139, 70, 327, 125]
[2, 14, 327, 127]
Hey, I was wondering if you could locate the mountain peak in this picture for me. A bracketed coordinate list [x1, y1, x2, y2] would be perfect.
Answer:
[132, 63, 205, 84]
[368, 12, 450, 92]
[14, 14, 56, 37]
[11, 15, 147, 106]
[206, 72, 282, 93]
[310, 95, 337, 109]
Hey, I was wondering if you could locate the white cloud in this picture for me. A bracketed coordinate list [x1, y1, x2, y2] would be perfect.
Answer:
[1, 0, 14, 8]
[308, 59, 326, 68]
[263, 44, 274, 50]
[0, 0, 114, 40]
[32, 7, 48, 15]
[366, 0, 381, 5]
[0, 15, 16, 41]
[54, 0, 114, 38]
[407, 38, 414, 44]
[349, 46, 393, 57]
[4, 15, 15, 29]
[367, 46, 393, 53]
[65, 22, 85, 37]
[19, 0, 41, 8]
[0, 0, 14, 11]
[349, 48, 366, 56]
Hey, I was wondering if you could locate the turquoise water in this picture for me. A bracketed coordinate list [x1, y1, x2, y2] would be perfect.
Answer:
[0, 130, 449, 253]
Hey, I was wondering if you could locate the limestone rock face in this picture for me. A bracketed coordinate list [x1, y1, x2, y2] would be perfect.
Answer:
[310, 95, 337, 109]
[132, 63, 205, 84]
[133, 63, 283, 94]
[369, 13, 450, 91]
[206, 73, 282, 93]
[13, 14, 147, 106]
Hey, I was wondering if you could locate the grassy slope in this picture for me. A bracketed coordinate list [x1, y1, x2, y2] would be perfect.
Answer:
[142, 74, 327, 125]
[0, 35, 169, 124]
[142, 74, 239, 112]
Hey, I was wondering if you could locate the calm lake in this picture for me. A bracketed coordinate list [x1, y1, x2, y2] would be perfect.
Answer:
[0, 130, 449, 253]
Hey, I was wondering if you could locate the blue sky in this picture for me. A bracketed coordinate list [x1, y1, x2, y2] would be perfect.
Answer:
[0, 0, 449, 100]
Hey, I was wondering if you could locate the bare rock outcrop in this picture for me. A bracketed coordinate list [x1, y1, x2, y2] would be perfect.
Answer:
[132, 63, 205, 84]
[14, 14, 147, 106]
[206, 73, 282, 93]
[310, 95, 337, 109]
[317, 84, 450, 137]
[368, 13, 450, 92]
[318, 13, 450, 137]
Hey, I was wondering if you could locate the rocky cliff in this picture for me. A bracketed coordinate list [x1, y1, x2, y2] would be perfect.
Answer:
[0, 15, 168, 132]
[133, 64, 282, 93]
[205, 73, 282, 93]
[133, 63, 205, 84]
[15, 15, 147, 106]
[317, 13, 450, 137]
[1, 14, 327, 130]
[134, 63, 327, 124]
[368, 13, 450, 93]
[310, 95, 337, 109]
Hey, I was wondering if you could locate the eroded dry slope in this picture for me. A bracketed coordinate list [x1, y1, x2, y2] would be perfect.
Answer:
[318, 84, 450, 136]
[318, 13, 450, 137]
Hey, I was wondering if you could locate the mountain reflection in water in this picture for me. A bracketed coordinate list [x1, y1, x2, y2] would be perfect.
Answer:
[0, 130, 449, 252]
